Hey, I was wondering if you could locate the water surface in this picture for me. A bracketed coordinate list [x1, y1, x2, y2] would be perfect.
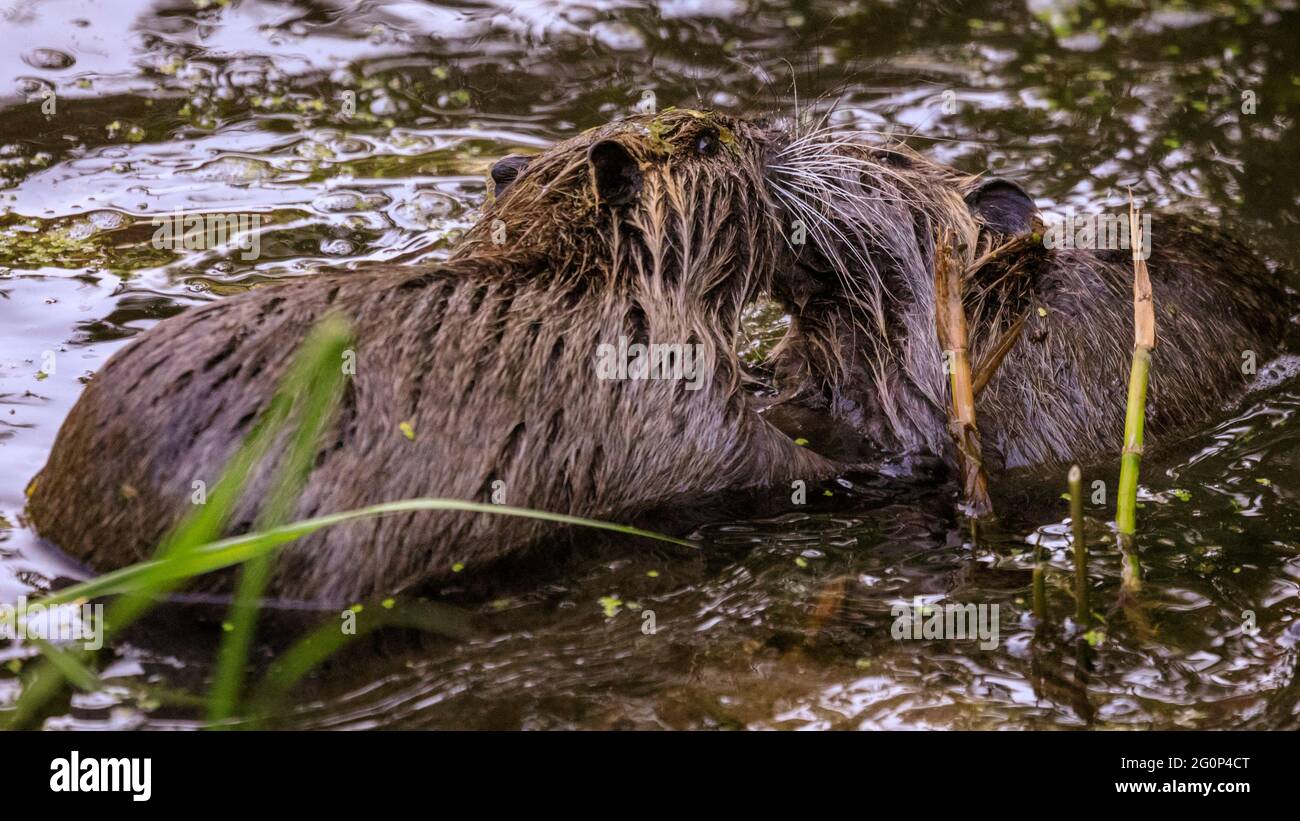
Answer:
[2, 0, 1299, 729]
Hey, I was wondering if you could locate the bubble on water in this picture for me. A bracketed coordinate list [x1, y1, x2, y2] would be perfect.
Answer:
[66, 220, 95, 240]
[331, 137, 372, 155]
[710, 90, 739, 108]
[1248, 354, 1300, 393]
[320, 238, 356, 256]
[15, 76, 52, 98]
[369, 93, 401, 117]
[393, 190, 461, 227]
[88, 211, 129, 231]
[312, 191, 366, 213]
[189, 157, 275, 185]
[22, 49, 75, 70]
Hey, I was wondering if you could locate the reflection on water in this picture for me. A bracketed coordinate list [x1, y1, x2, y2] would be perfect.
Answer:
[1, 0, 1298, 729]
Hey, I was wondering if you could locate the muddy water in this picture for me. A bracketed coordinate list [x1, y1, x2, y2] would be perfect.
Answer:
[1, 0, 1299, 729]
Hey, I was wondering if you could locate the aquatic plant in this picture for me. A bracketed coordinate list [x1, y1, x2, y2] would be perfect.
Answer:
[1115, 195, 1154, 592]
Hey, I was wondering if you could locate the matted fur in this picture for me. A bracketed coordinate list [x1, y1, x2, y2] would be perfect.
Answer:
[768, 125, 1292, 470]
[27, 110, 839, 605]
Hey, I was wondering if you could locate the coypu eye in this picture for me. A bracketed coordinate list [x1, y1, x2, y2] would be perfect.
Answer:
[696, 131, 721, 157]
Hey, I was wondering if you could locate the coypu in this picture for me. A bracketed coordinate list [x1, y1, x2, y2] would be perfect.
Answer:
[26, 110, 848, 606]
[765, 128, 1295, 472]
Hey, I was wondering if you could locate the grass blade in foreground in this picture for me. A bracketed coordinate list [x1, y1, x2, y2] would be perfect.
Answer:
[6, 317, 353, 728]
[208, 317, 352, 724]
[26, 499, 693, 609]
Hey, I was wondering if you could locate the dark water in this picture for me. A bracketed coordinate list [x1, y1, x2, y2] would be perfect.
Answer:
[2, 0, 1299, 729]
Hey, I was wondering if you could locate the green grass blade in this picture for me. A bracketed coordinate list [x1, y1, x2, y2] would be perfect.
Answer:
[30, 640, 101, 693]
[26, 498, 691, 611]
[6, 317, 353, 728]
[5, 496, 687, 727]
[208, 317, 351, 724]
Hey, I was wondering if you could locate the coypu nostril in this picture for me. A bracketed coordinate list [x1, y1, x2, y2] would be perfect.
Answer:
[489, 154, 533, 199]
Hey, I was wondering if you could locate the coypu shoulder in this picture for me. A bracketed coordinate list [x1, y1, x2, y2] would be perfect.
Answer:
[766, 137, 1295, 471]
[27, 110, 845, 606]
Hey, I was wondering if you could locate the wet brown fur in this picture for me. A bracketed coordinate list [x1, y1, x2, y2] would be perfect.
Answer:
[769, 137, 1294, 471]
[26, 110, 839, 605]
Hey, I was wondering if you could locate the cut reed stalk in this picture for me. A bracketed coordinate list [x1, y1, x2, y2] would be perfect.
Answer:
[1116, 194, 1154, 591]
[934, 230, 994, 519]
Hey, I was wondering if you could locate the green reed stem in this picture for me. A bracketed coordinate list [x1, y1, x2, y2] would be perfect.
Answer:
[1069, 465, 1088, 626]
[1116, 344, 1150, 590]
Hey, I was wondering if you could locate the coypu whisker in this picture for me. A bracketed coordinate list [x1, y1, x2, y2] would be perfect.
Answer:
[768, 180, 886, 328]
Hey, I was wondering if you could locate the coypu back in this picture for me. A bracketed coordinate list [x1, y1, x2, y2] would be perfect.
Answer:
[26, 110, 843, 605]
[767, 134, 1295, 471]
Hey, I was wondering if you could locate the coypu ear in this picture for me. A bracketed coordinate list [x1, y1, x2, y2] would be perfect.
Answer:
[490, 154, 532, 199]
[587, 139, 642, 207]
[964, 177, 1037, 236]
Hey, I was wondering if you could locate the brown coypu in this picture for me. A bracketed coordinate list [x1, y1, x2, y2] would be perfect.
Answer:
[26, 109, 848, 606]
[765, 127, 1295, 472]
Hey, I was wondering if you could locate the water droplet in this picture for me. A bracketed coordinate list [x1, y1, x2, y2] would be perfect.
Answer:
[22, 49, 75, 70]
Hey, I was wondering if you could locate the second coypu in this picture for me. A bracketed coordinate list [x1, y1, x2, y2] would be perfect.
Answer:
[766, 127, 1295, 471]
[27, 110, 847, 606]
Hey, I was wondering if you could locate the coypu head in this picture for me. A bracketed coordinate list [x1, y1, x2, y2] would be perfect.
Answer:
[456, 110, 805, 354]
[763, 125, 1043, 445]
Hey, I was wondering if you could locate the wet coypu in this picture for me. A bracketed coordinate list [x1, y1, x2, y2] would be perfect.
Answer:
[766, 128, 1295, 472]
[26, 109, 847, 606]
